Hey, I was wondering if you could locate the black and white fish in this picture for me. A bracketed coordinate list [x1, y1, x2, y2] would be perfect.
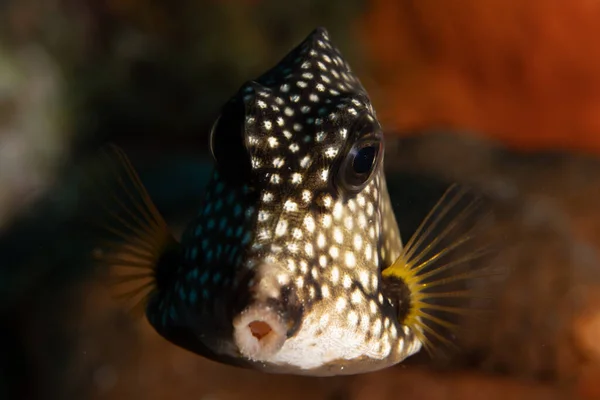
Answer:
[89, 27, 490, 377]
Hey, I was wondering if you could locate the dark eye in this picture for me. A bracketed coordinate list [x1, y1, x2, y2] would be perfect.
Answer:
[209, 99, 252, 184]
[353, 145, 378, 174]
[336, 139, 383, 194]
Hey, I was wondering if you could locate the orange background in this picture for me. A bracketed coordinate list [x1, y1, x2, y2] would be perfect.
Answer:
[361, 0, 600, 155]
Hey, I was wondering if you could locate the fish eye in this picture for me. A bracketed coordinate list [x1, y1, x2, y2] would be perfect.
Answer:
[336, 138, 383, 194]
[333, 111, 384, 194]
[209, 99, 253, 183]
[353, 145, 378, 174]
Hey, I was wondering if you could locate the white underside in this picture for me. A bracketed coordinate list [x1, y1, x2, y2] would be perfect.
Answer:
[269, 305, 394, 369]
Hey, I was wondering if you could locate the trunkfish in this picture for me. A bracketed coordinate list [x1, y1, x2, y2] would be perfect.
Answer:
[89, 27, 490, 376]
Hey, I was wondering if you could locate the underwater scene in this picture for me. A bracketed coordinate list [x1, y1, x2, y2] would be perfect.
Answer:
[1, 1, 600, 399]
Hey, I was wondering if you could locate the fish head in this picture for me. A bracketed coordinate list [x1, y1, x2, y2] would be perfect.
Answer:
[168, 28, 422, 375]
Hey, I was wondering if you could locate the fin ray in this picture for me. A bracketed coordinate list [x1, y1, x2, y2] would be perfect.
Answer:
[88, 154, 163, 247]
[383, 184, 499, 359]
[406, 194, 480, 270]
[407, 233, 473, 274]
[80, 144, 180, 318]
[402, 184, 466, 262]
[112, 146, 167, 230]
[114, 281, 155, 301]
[414, 246, 493, 282]
[102, 149, 164, 234]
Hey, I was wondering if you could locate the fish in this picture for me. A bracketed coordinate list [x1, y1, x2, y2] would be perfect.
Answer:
[88, 27, 492, 377]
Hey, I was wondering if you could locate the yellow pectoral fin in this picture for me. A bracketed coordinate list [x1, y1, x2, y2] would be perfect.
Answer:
[382, 184, 502, 358]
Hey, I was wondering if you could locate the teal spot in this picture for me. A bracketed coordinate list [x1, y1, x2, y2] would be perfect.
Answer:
[233, 205, 242, 217]
[179, 286, 186, 300]
[226, 192, 235, 204]
[283, 67, 292, 74]
[226, 227, 233, 237]
[213, 273, 221, 283]
[189, 289, 197, 303]
[202, 239, 209, 250]
[235, 227, 244, 237]
[200, 271, 209, 284]
[307, 118, 314, 125]
[244, 86, 253, 93]
[203, 203, 212, 215]
[191, 269, 199, 279]
[215, 199, 223, 211]
[207, 219, 215, 229]
[294, 57, 301, 63]
[219, 218, 227, 231]
[169, 306, 177, 320]
[190, 246, 198, 260]
[318, 107, 328, 115]
[185, 269, 196, 281]
[215, 182, 225, 193]
[242, 232, 252, 245]
[206, 250, 214, 261]
[195, 225, 202, 236]
[304, 136, 311, 143]
[202, 289, 209, 299]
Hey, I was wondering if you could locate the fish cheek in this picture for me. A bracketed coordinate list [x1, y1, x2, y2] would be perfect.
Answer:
[143, 296, 215, 359]
[230, 267, 257, 318]
[273, 284, 305, 338]
[381, 275, 412, 324]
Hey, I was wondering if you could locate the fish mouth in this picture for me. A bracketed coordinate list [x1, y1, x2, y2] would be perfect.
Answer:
[232, 303, 288, 361]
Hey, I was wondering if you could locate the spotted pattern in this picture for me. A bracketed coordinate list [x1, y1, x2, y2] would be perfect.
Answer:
[148, 27, 422, 375]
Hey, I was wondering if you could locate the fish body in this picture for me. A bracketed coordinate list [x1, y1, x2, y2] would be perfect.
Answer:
[93, 27, 485, 377]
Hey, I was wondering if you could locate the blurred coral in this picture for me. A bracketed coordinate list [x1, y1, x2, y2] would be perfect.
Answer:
[0, 0, 78, 231]
[361, 0, 600, 154]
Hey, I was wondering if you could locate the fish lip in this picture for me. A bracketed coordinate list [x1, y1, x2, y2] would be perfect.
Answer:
[232, 303, 288, 361]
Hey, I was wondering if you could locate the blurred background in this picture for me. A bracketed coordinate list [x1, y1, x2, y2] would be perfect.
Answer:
[2, 0, 600, 399]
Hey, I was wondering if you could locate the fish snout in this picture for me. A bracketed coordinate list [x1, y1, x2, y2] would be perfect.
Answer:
[232, 302, 289, 360]
[231, 263, 303, 361]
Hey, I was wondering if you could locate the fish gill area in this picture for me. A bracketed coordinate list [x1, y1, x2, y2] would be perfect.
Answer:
[2, 1, 600, 399]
